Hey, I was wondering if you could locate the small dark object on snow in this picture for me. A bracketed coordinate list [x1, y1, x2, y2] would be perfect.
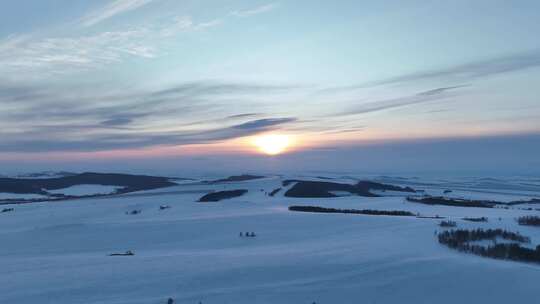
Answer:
[1, 208, 14, 213]
[160, 205, 171, 210]
[167, 298, 174, 304]
[443, 189, 453, 194]
[109, 250, 134, 256]
[127, 210, 141, 215]
[241, 232, 257, 237]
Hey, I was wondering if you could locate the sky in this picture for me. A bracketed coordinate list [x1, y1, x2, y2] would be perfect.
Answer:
[0, 0, 539, 175]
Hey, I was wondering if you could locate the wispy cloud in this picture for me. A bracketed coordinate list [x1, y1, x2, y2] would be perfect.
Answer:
[100, 115, 144, 127]
[0, 80, 300, 152]
[151, 81, 296, 98]
[0, 80, 295, 121]
[376, 51, 540, 86]
[0, 30, 155, 76]
[226, 113, 262, 119]
[233, 118, 296, 130]
[0, 117, 296, 152]
[0, 17, 220, 78]
[324, 127, 366, 134]
[341, 85, 466, 116]
[321, 50, 540, 93]
[231, 3, 278, 17]
[1, 1, 280, 79]
[81, 0, 156, 27]
[159, 16, 222, 37]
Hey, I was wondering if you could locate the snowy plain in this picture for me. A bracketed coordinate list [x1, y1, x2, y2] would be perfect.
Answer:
[0, 174, 539, 303]
[47, 184, 124, 196]
[0, 192, 49, 200]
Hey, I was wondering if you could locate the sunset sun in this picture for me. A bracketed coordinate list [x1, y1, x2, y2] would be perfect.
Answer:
[252, 134, 291, 155]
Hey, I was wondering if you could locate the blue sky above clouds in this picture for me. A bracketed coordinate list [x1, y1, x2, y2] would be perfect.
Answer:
[1, 0, 539, 174]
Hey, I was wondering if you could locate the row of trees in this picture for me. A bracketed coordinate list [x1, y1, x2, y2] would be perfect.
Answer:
[517, 216, 540, 226]
[406, 196, 495, 208]
[288, 206, 415, 216]
[439, 220, 457, 227]
[269, 188, 282, 197]
[438, 229, 540, 263]
[462, 217, 488, 222]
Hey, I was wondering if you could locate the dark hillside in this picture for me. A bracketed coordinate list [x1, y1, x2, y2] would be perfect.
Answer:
[198, 189, 248, 202]
[207, 175, 265, 183]
[283, 180, 416, 198]
[0, 172, 176, 194]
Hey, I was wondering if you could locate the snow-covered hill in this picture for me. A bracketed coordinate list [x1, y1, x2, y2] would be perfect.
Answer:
[0, 174, 539, 303]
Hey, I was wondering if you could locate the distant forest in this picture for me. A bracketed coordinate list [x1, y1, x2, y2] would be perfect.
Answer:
[288, 206, 415, 216]
[407, 196, 496, 208]
[438, 229, 540, 263]
[516, 216, 540, 226]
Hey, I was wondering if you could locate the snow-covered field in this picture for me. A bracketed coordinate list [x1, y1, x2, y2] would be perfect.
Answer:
[0, 192, 48, 200]
[0, 175, 539, 304]
[48, 184, 124, 196]
[0, 185, 124, 201]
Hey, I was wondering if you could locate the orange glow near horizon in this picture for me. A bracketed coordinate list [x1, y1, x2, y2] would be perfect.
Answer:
[251, 134, 292, 155]
[2, 127, 533, 163]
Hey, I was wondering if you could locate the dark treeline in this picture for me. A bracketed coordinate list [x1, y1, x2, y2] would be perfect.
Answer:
[462, 217, 488, 222]
[439, 229, 530, 244]
[409, 195, 540, 208]
[355, 181, 416, 193]
[517, 216, 540, 226]
[506, 198, 540, 206]
[438, 229, 540, 263]
[205, 174, 265, 184]
[269, 188, 282, 197]
[288, 205, 415, 216]
[407, 196, 495, 208]
[418, 215, 445, 219]
[439, 220, 457, 227]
